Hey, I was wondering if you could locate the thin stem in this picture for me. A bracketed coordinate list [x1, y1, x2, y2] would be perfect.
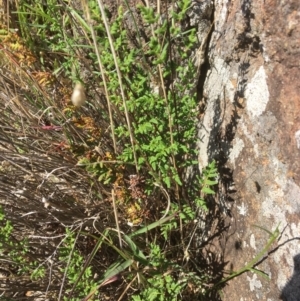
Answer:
[112, 189, 122, 249]
[82, 2, 117, 153]
[97, 0, 139, 173]
[215, 225, 280, 287]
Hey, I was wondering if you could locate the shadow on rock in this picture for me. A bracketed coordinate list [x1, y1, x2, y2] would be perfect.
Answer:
[280, 253, 300, 301]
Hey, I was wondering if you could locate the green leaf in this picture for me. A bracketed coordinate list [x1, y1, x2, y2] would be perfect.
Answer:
[202, 186, 215, 194]
[249, 268, 270, 280]
[129, 212, 178, 238]
[123, 234, 149, 265]
[205, 179, 218, 185]
[173, 174, 182, 186]
[103, 259, 133, 281]
[163, 176, 171, 188]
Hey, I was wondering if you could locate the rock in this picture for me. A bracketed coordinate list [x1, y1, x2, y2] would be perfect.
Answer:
[197, 0, 300, 299]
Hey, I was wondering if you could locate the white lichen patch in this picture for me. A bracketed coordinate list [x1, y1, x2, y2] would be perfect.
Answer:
[247, 273, 262, 291]
[260, 161, 300, 291]
[250, 233, 256, 250]
[229, 137, 245, 166]
[262, 192, 286, 220]
[253, 144, 259, 157]
[198, 57, 231, 171]
[226, 77, 236, 103]
[237, 202, 248, 216]
[285, 180, 300, 213]
[245, 66, 270, 117]
[205, 57, 231, 100]
[216, 0, 229, 30]
[240, 118, 259, 157]
[261, 42, 270, 63]
[295, 130, 300, 149]
[291, 222, 299, 237]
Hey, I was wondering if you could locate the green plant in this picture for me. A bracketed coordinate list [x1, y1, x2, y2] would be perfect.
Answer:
[71, 0, 217, 298]
[58, 228, 98, 300]
[17, 0, 83, 79]
[0, 206, 44, 279]
[1, 0, 222, 299]
[130, 242, 185, 301]
[215, 225, 280, 287]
